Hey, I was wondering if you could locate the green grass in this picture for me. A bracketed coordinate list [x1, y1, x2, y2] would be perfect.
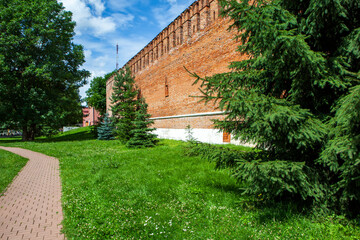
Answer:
[0, 149, 28, 194]
[1, 127, 359, 239]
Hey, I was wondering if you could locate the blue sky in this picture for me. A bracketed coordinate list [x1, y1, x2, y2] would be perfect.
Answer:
[58, 0, 195, 101]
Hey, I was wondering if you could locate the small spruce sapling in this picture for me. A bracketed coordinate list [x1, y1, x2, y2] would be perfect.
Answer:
[97, 114, 114, 140]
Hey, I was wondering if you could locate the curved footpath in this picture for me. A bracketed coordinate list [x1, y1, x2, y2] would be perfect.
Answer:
[0, 146, 65, 240]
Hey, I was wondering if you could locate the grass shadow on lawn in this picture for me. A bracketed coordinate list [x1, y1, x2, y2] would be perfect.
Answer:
[209, 176, 312, 224]
[40, 131, 95, 142]
[0, 138, 22, 144]
[211, 181, 244, 196]
[0, 127, 96, 144]
[253, 202, 307, 223]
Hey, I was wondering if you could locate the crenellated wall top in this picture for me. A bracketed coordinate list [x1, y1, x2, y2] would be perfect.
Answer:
[107, 0, 221, 85]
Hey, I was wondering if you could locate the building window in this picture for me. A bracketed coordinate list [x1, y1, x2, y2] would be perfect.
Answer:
[165, 79, 169, 97]
[137, 88, 142, 99]
[180, 26, 183, 44]
[223, 131, 231, 143]
[197, 14, 200, 30]
[173, 33, 176, 47]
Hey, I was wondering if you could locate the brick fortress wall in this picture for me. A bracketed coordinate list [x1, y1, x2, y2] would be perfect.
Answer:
[106, 0, 250, 145]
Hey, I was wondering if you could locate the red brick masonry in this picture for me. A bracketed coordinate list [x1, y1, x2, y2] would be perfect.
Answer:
[107, 0, 247, 129]
[0, 147, 65, 240]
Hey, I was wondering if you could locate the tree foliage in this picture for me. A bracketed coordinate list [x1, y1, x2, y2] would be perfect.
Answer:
[320, 85, 360, 213]
[86, 71, 115, 117]
[110, 67, 138, 144]
[0, 0, 89, 140]
[97, 113, 114, 140]
[192, 0, 360, 215]
[111, 68, 157, 147]
[126, 97, 157, 148]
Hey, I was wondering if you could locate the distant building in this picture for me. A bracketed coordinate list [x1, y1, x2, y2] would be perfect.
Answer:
[82, 106, 100, 127]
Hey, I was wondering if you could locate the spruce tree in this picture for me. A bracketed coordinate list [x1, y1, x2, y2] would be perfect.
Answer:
[111, 67, 138, 143]
[126, 97, 157, 148]
[97, 114, 114, 140]
[193, 0, 360, 213]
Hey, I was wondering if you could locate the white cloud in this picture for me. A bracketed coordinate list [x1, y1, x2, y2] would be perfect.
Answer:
[93, 55, 111, 69]
[84, 49, 92, 59]
[88, 17, 116, 36]
[113, 13, 135, 28]
[139, 16, 148, 21]
[59, 0, 133, 37]
[110, 37, 150, 62]
[86, 0, 105, 15]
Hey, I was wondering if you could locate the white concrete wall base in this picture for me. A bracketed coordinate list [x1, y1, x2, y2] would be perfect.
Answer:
[154, 128, 254, 147]
[63, 127, 79, 132]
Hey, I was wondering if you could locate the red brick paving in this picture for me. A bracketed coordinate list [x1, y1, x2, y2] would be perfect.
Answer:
[0, 147, 65, 240]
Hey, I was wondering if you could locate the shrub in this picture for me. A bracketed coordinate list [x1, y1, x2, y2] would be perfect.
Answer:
[186, 142, 324, 203]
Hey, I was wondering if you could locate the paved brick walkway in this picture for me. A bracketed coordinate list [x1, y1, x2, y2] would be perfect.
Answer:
[0, 147, 65, 240]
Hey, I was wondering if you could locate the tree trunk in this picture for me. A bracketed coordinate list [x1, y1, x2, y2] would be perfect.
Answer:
[22, 126, 28, 141]
[22, 125, 36, 141]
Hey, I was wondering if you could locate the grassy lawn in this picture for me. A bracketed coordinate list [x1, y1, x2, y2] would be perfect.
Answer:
[0, 127, 359, 239]
[0, 148, 28, 194]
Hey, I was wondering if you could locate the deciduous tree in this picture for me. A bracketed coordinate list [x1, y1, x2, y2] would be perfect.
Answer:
[86, 71, 115, 117]
[0, 0, 89, 141]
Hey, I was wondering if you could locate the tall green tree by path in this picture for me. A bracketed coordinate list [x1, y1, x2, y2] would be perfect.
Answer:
[86, 71, 115, 117]
[0, 0, 89, 141]
[193, 0, 359, 214]
[111, 67, 139, 144]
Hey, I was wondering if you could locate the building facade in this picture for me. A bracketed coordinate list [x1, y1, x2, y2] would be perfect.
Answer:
[106, 0, 249, 145]
[83, 107, 100, 127]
